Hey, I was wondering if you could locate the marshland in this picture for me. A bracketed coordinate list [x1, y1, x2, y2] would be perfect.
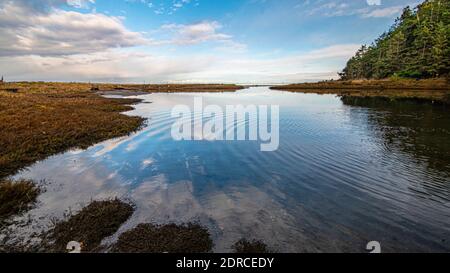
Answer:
[1, 83, 449, 253]
[1, 0, 449, 253]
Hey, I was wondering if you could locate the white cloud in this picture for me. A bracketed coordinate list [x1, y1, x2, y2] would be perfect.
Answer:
[361, 6, 404, 18]
[300, 0, 405, 18]
[0, 1, 365, 83]
[0, 2, 148, 57]
[7, 0, 95, 12]
[366, 0, 381, 6]
[66, 0, 95, 9]
[161, 21, 232, 45]
[0, 44, 359, 83]
[0, 50, 215, 82]
[126, 0, 197, 15]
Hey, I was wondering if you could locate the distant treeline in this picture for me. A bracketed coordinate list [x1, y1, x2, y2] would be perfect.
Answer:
[340, 0, 449, 80]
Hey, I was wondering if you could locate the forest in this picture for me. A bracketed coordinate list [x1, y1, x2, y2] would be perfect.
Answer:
[340, 0, 449, 80]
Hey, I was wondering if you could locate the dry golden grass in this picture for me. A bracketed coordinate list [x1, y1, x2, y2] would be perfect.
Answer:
[141, 84, 244, 92]
[0, 82, 146, 179]
[271, 78, 450, 104]
[0, 179, 40, 223]
[271, 78, 449, 90]
[0, 82, 243, 93]
[0, 81, 244, 239]
[0, 81, 244, 179]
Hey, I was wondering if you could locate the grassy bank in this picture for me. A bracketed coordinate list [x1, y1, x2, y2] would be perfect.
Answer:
[139, 84, 244, 92]
[270, 78, 450, 104]
[0, 81, 245, 251]
[0, 180, 40, 224]
[1, 82, 244, 94]
[0, 82, 245, 179]
[0, 83, 147, 179]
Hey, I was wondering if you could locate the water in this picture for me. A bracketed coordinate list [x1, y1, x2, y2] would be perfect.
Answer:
[7, 87, 450, 252]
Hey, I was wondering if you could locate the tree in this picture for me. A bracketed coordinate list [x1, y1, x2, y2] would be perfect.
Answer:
[340, 0, 449, 80]
[431, 21, 449, 76]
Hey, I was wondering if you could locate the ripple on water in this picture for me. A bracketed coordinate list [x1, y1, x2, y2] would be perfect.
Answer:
[4, 87, 450, 253]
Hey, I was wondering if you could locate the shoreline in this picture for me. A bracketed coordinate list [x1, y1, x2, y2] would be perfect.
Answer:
[0, 82, 146, 179]
[270, 78, 449, 90]
[1, 82, 448, 252]
[0, 82, 245, 233]
[1, 82, 245, 93]
[0, 82, 244, 179]
[270, 78, 450, 105]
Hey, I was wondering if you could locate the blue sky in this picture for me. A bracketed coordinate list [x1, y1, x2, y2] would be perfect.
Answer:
[0, 0, 421, 83]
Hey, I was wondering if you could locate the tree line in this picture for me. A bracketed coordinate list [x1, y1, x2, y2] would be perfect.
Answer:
[340, 0, 449, 80]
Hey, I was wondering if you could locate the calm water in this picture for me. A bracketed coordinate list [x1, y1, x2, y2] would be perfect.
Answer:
[7, 87, 450, 252]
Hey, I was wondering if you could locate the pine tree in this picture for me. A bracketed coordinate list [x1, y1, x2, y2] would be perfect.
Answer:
[431, 21, 449, 76]
[340, 0, 449, 80]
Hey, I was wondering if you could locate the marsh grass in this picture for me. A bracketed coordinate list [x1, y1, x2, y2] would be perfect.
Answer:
[0, 179, 40, 224]
[0, 82, 244, 179]
[0, 82, 243, 94]
[271, 78, 450, 104]
[45, 199, 134, 253]
[0, 82, 146, 179]
[111, 223, 213, 253]
[141, 84, 244, 93]
[232, 239, 271, 253]
[0, 82, 244, 253]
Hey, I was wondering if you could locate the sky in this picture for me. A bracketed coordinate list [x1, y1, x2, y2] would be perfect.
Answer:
[0, 0, 422, 84]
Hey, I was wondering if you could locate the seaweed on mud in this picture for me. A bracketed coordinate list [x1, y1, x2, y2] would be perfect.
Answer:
[232, 239, 271, 253]
[111, 223, 213, 253]
[45, 199, 134, 252]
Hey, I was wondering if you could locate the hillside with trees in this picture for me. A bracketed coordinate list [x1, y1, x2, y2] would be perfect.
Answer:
[340, 0, 449, 80]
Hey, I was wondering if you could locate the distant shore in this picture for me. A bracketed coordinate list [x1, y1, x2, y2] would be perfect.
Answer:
[0, 82, 244, 94]
[270, 78, 450, 105]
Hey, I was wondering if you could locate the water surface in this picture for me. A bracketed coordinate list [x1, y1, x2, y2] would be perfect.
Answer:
[8, 87, 450, 252]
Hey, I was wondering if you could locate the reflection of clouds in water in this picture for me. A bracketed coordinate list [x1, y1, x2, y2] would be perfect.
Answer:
[68, 148, 85, 155]
[200, 185, 303, 252]
[112, 174, 304, 252]
[141, 158, 155, 169]
[93, 135, 131, 157]
[106, 170, 119, 180]
[6, 153, 312, 252]
[6, 155, 130, 246]
[93, 128, 153, 158]
[4, 87, 450, 252]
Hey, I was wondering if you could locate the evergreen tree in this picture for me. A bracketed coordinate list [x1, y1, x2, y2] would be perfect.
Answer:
[340, 0, 450, 80]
